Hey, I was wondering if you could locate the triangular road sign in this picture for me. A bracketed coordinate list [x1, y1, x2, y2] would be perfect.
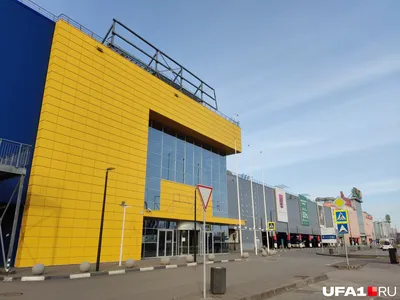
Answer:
[337, 224, 349, 234]
[197, 184, 213, 211]
[337, 213, 346, 221]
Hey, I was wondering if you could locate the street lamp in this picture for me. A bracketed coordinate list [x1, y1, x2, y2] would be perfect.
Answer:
[119, 201, 130, 267]
[96, 167, 115, 272]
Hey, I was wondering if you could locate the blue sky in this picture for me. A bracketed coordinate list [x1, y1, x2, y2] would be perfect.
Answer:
[31, 0, 400, 225]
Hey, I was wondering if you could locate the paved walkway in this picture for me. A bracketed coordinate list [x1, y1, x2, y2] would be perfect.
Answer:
[0, 250, 343, 300]
[271, 263, 400, 300]
[2, 253, 244, 278]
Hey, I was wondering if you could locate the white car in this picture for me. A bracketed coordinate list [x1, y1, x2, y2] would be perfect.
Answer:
[382, 242, 394, 251]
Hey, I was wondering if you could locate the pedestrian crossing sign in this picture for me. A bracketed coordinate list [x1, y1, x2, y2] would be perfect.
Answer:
[268, 222, 276, 231]
[337, 223, 349, 234]
[334, 210, 349, 224]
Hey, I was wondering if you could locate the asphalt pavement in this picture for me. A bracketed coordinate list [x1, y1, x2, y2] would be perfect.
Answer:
[0, 249, 398, 300]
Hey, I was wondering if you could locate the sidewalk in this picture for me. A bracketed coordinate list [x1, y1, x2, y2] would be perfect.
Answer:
[2, 252, 244, 279]
[0, 251, 340, 300]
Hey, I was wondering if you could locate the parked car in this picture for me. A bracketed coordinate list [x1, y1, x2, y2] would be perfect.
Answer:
[382, 241, 394, 251]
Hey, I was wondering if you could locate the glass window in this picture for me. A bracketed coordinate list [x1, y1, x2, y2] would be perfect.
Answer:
[186, 142, 193, 159]
[203, 151, 211, 170]
[177, 138, 185, 154]
[163, 132, 175, 152]
[147, 176, 160, 190]
[148, 152, 162, 167]
[176, 171, 184, 183]
[147, 163, 161, 178]
[185, 173, 193, 185]
[162, 154, 175, 173]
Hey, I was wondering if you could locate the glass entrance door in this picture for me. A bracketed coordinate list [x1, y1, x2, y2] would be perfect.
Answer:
[157, 229, 174, 257]
[200, 231, 214, 254]
[179, 230, 189, 255]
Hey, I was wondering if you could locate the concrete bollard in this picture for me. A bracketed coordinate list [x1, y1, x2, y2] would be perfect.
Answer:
[261, 250, 268, 257]
[185, 255, 194, 263]
[161, 257, 170, 265]
[32, 264, 45, 275]
[208, 253, 215, 261]
[125, 259, 135, 268]
[80, 262, 90, 273]
[242, 252, 249, 258]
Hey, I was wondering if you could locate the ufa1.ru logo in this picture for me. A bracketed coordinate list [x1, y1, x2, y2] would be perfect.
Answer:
[322, 286, 397, 297]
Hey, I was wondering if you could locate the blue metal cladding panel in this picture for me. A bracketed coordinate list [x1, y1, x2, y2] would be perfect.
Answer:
[0, 0, 54, 144]
[0, 0, 55, 267]
[0, 0, 55, 204]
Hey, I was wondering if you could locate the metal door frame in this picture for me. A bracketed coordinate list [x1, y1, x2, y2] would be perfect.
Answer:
[157, 229, 174, 257]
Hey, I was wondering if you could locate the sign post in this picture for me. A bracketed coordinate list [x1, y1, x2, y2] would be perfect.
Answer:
[197, 184, 213, 300]
[334, 209, 350, 267]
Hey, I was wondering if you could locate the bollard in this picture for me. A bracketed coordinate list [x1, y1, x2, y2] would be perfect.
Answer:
[388, 248, 399, 264]
[329, 248, 334, 255]
[210, 267, 226, 295]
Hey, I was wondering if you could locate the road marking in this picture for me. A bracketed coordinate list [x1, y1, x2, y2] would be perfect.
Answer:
[187, 262, 197, 267]
[325, 260, 345, 266]
[166, 265, 177, 269]
[108, 270, 126, 275]
[70, 273, 90, 279]
[139, 267, 154, 272]
[2, 277, 13, 282]
[234, 258, 242, 262]
[221, 260, 229, 263]
[21, 276, 45, 281]
[206, 261, 214, 264]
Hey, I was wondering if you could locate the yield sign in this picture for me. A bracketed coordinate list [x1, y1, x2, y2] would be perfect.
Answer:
[197, 184, 213, 211]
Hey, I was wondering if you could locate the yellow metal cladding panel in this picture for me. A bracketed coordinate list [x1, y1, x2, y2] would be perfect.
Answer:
[17, 20, 241, 267]
[143, 180, 243, 226]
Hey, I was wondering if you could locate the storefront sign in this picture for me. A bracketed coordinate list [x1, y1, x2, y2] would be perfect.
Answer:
[298, 195, 310, 226]
[317, 204, 326, 227]
[321, 227, 337, 243]
[275, 188, 288, 223]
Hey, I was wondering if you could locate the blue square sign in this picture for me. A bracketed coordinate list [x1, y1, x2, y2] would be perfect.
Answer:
[337, 223, 349, 234]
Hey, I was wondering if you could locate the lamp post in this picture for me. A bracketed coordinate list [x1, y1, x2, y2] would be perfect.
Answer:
[96, 167, 115, 272]
[260, 151, 270, 253]
[235, 138, 243, 256]
[248, 144, 257, 255]
[119, 201, 129, 267]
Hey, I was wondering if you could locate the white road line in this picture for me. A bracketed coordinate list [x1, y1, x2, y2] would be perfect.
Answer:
[70, 273, 91, 279]
[187, 263, 197, 267]
[21, 276, 45, 281]
[166, 265, 178, 269]
[234, 258, 242, 261]
[108, 270, 126, 275]
[221, 260, 229, 263]
[139, 267, 154, 271]
[2, 277, 13, 282]
[206, 261, 214, 264]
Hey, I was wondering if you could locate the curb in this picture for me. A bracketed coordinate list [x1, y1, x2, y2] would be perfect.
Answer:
[237, 273, 329, 300]
[332, 262, 366, 270]
[0, 258, 244, 282]
[316, 252, 387, 259]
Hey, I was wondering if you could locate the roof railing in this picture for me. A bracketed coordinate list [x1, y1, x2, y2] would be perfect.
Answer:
[0, 139, 32, 169]
[18, 0, 240, 127]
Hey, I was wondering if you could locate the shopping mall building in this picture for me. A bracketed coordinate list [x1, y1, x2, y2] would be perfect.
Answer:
[0, 0, 376, 268]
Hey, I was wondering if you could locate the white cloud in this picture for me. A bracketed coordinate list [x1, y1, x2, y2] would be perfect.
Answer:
[241, 55, 400, 119]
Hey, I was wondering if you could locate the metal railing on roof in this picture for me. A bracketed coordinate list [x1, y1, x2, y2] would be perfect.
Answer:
[18, 0, 240, 127]
[0, 139, 32, 169]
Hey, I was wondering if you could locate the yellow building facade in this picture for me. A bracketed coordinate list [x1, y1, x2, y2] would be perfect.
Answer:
[16, 20, 242, 267]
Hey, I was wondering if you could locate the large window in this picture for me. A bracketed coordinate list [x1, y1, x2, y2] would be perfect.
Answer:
[145, 122, 228, 217]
